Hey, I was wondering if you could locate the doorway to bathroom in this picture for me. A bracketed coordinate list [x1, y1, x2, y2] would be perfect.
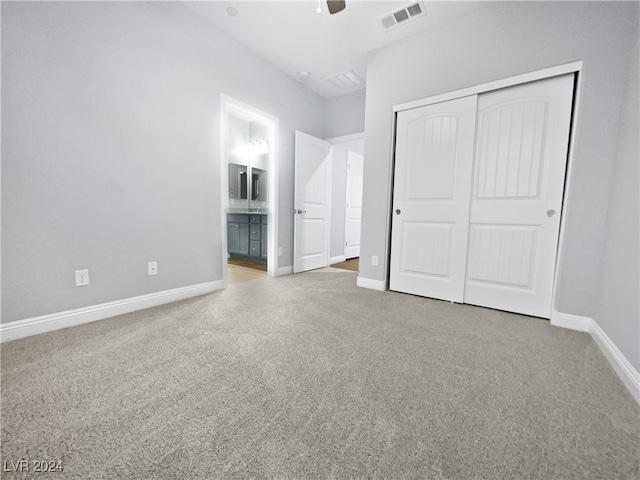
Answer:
[221, 95, 279, 285]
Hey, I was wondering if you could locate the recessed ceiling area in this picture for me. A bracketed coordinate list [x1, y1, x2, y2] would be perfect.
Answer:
[183, 1, 488, 99]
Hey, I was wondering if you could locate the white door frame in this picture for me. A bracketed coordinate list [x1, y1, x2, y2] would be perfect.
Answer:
[388, 61, 584, 322]
[220, 95, 279, 284]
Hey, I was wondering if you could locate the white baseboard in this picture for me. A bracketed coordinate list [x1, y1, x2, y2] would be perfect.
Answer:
[356, 276, 387, 291]
[276, 265, 293, 276]
[589, 320, 640, 403]
[330, 255, 346, 265]
[551, 311, 592, 332]
[0, 280, 224, 343]
[553, 311, 639, 403]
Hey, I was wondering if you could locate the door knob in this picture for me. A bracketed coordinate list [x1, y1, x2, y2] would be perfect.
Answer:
[296, 209, 307, 214]
[546, 209, 557, 218]
[395, 209, 401, 215]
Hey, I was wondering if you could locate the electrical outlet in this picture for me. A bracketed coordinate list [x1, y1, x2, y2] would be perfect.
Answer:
[75, 269, 90, 287]
[372, 255, 379, 267]
[148, 262, 158, 276]
[278, 247, 283, 256]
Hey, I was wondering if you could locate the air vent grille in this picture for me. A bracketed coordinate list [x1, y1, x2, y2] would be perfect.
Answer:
[327, 70, 366, 91]
[380, 15, 396, 29]
[407, 3, 422, 17]
[393, 9, 409, 23]
[380, 1, 425, 31]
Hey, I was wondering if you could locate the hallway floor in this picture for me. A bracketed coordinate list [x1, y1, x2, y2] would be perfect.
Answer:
[227, 258, 267, 285]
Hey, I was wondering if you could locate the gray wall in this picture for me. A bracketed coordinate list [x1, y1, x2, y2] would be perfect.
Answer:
[324, 89, 366, 139]
[325, 90, 366, 261]
[228, 115, 250, 167]
[359, 3, 638, 365]
[1, 2, 324, 323]
[594, 37, 640, 372]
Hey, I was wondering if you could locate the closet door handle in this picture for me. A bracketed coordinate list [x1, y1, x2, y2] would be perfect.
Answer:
[395, 209, 401, 215]
[547, 209, 557, 218]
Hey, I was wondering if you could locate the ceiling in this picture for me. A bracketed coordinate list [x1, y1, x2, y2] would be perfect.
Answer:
[184, 1, 487, 99]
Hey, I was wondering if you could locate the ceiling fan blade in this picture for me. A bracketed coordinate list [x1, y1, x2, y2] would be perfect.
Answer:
[327, 0, 346, 15]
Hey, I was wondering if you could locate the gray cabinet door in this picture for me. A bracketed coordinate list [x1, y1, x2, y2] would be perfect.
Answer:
[228, 223, 249, 255]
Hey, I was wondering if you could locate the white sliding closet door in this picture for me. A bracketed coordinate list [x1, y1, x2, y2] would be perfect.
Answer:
[464, 74, 574, 318]
[390, 73, 575, 319]
[389, 95, 478, 302]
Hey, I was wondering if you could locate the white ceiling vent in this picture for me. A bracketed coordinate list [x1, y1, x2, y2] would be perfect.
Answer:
[380, 1, 425, 31]
[327, 70, 365, 91]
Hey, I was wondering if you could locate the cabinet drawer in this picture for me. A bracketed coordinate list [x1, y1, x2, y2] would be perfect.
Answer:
[250, 227, 261, 241]
[227, 214, 249, 224]
[249, 241, 261, 257]
[250, 215, 261, 224]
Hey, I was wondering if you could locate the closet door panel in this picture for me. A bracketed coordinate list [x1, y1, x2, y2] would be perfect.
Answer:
[464, 74, 575, 318]
[389, 95, 477, 302]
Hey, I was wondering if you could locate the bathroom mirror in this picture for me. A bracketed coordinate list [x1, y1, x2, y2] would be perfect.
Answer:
[229, 163, 248, 202]
[251, 168, 267, 202]
[226, 112, 269, 211]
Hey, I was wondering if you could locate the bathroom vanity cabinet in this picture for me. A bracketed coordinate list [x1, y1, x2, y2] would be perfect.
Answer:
[227, 213, 267, 263]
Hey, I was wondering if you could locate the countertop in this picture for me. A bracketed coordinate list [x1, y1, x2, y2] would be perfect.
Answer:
[227, 208, 268, 215]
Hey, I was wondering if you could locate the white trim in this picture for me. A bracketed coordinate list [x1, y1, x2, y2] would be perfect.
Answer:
[327, 147, 333, 269]
[550, 68, 583, 318]
[383, 102, 400, 283]
[551, 311, 591, 332]
[590, 320, 640, 403]
[0, 281, 224, 343]
[276, 265, 293, 277]
[330, 255, 346, 265]
[357, 276, 387, 291]
[220, 98, 230, 289]
[326, 132, 365, 144]
[552, 311, 640, 404]
[268, 116, 280, 277]
[394, 61, 584, 112]
[221, 95, 280, 278]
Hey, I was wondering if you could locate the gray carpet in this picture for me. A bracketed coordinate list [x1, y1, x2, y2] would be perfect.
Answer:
[1, 270, 638, 479]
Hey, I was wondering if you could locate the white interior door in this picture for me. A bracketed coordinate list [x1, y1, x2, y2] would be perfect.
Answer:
[464, 74, 574, 318]
[344, 150, 363, 259]
[294, 131, 332, 273]
[389, 95, 478, 302]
